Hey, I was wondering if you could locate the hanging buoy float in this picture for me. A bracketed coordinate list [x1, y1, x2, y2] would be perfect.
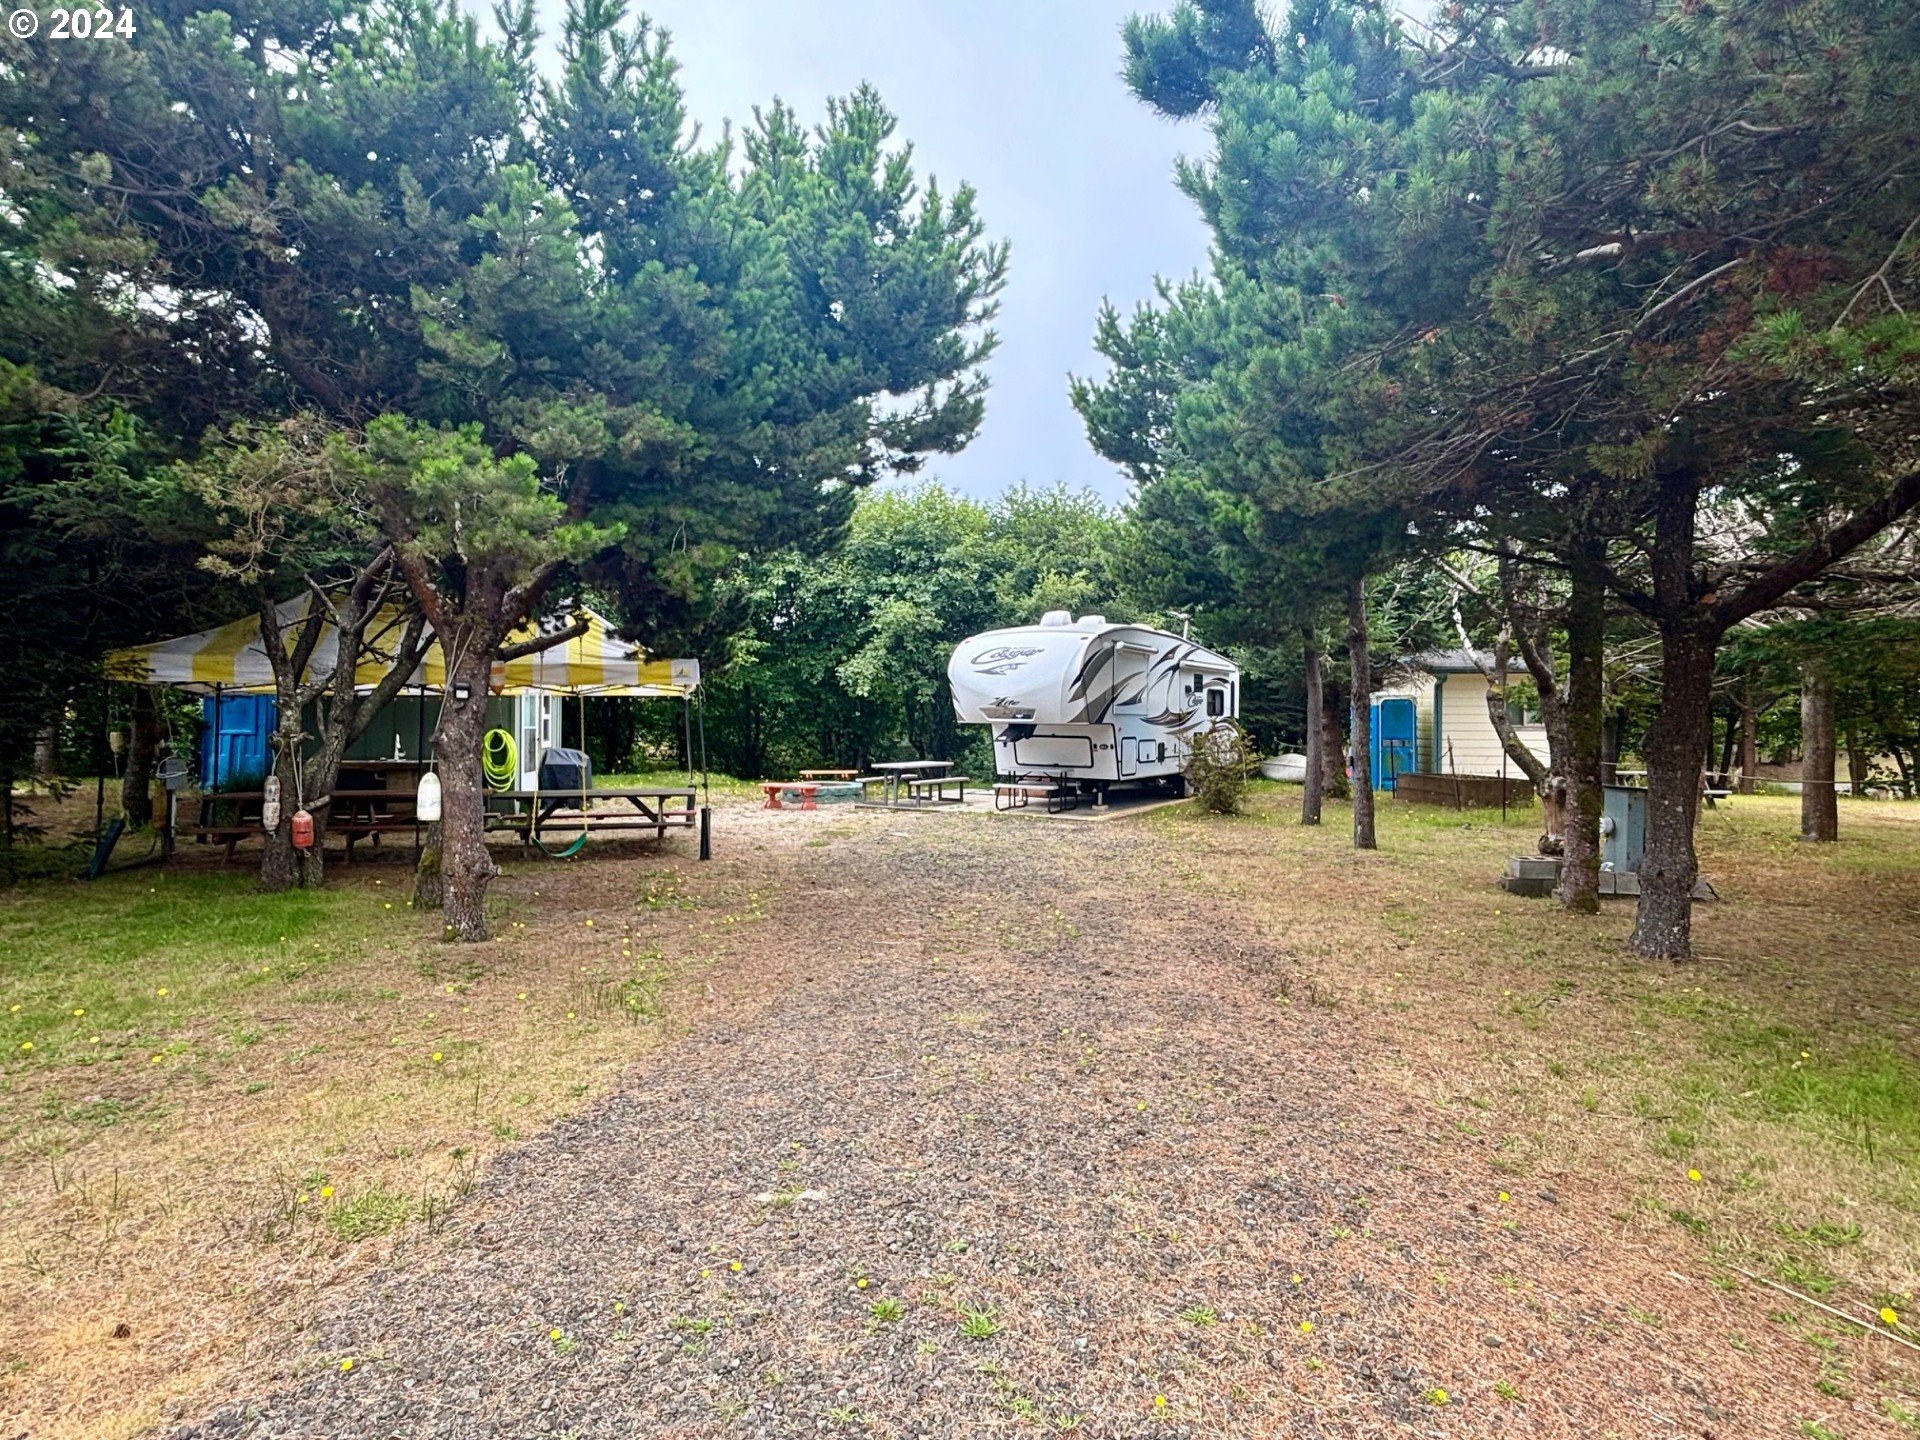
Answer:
[262, 776, 281, 833]
[416, 770, 442, 823]
[291, 808, 314, 849]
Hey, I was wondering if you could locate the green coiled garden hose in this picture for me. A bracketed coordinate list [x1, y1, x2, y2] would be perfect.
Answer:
[482, 728, 518, 791]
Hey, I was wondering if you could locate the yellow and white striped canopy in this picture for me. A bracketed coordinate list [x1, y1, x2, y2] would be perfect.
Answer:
[107, 597, 699, 698]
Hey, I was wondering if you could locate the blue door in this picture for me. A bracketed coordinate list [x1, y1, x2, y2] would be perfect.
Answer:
[1370, 697, 1417, 791]
[200, 695, 277, 788]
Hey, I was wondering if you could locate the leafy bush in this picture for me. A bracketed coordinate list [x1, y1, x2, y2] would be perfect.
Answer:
[1186, 721, 1253, 814]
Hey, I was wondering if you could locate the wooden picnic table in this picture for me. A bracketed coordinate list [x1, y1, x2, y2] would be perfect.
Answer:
[187, 789, 420, 862]
[798, 768, 859, 780]
[486, 786, 696, 843]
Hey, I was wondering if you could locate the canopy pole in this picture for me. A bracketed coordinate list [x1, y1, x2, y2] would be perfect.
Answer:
[682, 692, 694, 788]
[696, 687, 710, 862]
[697, 688, 709, 805]
[210, 683, 223, 792]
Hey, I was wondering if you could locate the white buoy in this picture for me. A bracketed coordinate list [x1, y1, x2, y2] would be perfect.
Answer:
[417, 770, 442, 822]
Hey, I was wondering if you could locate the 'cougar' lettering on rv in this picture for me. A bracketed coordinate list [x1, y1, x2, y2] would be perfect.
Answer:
[972, 645, 1044, 674]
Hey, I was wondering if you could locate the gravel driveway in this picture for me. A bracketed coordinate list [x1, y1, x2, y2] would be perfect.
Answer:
[175, 809, 1831, 1439]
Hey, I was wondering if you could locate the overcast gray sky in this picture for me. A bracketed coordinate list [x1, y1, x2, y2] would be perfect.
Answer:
[554, 0, 1212, 504]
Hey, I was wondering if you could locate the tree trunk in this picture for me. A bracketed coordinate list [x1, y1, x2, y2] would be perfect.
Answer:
[1843, 724, 1869, 802]
[33, 722, 59, 781]
[1479, 663, 1551, 793]
[1346, 576, 1376, 851]
[435, 645, 498, 941]
[1800, 657, 1838, 843]
[123, 687, 158, 828]
[1628, 622, 1717, 959]
[413, 821, 446, 909]
[1320, 681, 1349, 801]
[260, 725, 303, 894]
[1600, 711, 1622, 786]
[1555, 546, 1605, 914]
[1301, 630, 1324, 826]
[1737, 680, 1758, 795]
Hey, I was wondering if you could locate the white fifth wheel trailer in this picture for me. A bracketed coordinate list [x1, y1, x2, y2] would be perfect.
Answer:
[948, 612, 1240, 801]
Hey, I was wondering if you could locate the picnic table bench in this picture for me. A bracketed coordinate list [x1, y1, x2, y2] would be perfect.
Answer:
[904, 774, 971, 805]
[994, 779, 1078, 814]
[486, 786, 696, 843]
[187, 790, 423, 862]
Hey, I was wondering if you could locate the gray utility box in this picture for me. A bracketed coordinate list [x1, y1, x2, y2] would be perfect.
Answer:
[1502, 784, 1712, 899]
[1601, 784, 1646, 873]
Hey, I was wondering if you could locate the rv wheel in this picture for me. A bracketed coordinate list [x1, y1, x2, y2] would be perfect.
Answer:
[1167, 774, 1189, 798]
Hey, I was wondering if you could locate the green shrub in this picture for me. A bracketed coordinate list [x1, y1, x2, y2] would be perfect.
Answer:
[1186, 721, 1254, 814]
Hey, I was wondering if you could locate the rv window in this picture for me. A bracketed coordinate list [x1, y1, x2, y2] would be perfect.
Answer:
[1206, 687, 1226, 717]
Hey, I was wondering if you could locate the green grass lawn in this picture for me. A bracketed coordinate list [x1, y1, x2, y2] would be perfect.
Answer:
[1, 870, 390, 1074]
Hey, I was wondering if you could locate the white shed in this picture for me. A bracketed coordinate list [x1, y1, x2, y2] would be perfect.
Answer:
[1373, 650, 1550, 779]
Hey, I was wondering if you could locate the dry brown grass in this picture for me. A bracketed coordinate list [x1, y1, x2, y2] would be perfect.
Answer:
[5, 786, 1919, 1437]
[1148, 788, 1920, 1328]
[0, 833, 758, 1440]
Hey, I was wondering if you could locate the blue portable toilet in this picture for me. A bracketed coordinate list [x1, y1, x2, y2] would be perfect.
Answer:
[200, 694, 277, 788]
[1369, 697, 1417, 791]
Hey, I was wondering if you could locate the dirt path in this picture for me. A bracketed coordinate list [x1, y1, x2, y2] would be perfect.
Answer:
[177, 808, 1849, 1438]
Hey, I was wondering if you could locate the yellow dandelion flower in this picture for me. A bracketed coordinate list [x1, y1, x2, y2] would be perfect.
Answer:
[1686, 1168, 1702, 1183]
[1800, 1050, 1811, 1060]
[1497, 1192, 1510, 1203]
[7, 1004, 19, 1013]
[150, 1053, 162, 1063]
[431, 1052, 444, 1063]
[1291, 1273, 1302, 1285]
[1882, 1307, 1901, 1326]
[73, 1008, 84, 1017]
[549, 1328, 563, 1340]
[855, 1277, 868, 1288]
[1299, 1320, 1314, 1333]
[1153, 1395, 1167, 1409]
[320, 1185, 334, 1199]
[90, 1036, 100, 1044]
[383, 903, 392, 910]
[155, 987, 168, 997]
[298, 1193, 310, 1205]
[19, 1041, 31, 1052]
[340, 1358, 353, 1372]
[1430, 1388, 1449, 1405]
[584, 919, 594, 928]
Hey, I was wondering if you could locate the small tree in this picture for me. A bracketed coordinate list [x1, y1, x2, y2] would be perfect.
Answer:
[348, 417, 618, 940]
[188, 420, 430, 891]
[1186, 720, 1253, 815]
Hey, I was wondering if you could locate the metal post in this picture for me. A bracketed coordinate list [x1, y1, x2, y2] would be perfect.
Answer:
[699, 804, 711, 861]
